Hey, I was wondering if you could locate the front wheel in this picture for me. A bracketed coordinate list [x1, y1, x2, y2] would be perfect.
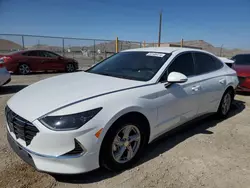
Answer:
[217, 89, 233, 118]
[65, 63, 76, 72]
[100, 118, 148, 172]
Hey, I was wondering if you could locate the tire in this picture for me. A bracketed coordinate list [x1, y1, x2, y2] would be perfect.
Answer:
[217, 89, 234, 118]
[100, 117, 148, 172]
[18, 63, 30, 75]
[65, 63, 76, 72]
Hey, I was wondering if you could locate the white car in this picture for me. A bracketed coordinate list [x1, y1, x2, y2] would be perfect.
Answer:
[0, 57, 11, 86]
[6, 47, 238, 174]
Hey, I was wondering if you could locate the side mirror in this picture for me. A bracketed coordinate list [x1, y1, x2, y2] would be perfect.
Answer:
[167, 72, 188, 83]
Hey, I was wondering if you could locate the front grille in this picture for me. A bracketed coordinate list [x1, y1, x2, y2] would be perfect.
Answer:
[5, 106, 39, 146]
[238, 76, 246, 85]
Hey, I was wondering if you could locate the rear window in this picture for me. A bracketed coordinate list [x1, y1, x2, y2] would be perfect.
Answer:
[87, 51, 171, 81]
[233, 55, 250, 65]
[195, 52, 222, 74]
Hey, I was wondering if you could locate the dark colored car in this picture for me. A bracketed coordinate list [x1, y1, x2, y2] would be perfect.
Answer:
[0, 50, 79, 75]
[231, 54, 250, 92]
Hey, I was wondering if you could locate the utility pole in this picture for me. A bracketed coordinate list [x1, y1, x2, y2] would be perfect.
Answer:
[158, 10, 162, 47]
[220, 44, 224, 56]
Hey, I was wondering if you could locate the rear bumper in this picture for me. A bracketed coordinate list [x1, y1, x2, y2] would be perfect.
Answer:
[237, 76, 250, 92]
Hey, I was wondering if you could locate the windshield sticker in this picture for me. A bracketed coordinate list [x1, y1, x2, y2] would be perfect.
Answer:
[146, 53, 165, 57]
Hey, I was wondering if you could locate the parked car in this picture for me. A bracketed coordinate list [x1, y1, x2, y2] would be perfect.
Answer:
[231, 54, 250, 92]
[0, 57, 11, 86]
[6, 47, 238, 174]
[0, 50, 79, 75]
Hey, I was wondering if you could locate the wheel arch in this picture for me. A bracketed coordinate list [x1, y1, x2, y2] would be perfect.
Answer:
[98, 110, 151, 167]
[100, 110, 151, 144]
[224, 85, 235, 98]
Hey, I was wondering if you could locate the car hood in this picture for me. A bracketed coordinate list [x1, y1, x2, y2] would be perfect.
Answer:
[7, 72, 145, 121]
[233, 65, 250, 76]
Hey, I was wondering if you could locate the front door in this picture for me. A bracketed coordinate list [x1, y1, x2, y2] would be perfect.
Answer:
[38, 51, 64, 71]
[152, 52, 201, 138]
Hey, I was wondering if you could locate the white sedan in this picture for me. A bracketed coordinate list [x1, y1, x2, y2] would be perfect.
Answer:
[6, 47, 238, 174]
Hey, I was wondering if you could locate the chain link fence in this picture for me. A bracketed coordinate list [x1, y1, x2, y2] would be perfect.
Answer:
[0, 34, 123, 69]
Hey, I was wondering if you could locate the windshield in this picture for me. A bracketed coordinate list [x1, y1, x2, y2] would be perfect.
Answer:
[87, 52, 171, 81]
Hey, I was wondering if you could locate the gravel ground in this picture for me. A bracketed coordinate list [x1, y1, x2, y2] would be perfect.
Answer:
[0, 73, 250, 188]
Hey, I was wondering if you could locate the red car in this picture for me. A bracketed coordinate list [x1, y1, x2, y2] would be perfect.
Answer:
[231, 54, 250, 92]
[0, 50, 79, 75]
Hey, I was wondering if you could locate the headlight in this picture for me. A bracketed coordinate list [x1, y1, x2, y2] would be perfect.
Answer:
[39, 108, 102, 131]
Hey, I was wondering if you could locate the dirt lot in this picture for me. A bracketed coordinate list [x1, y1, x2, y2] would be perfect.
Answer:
[0, 73, 250, 188]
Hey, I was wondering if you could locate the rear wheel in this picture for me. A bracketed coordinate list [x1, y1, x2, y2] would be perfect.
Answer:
[100, 118, 148, 172]
[217, 89, 233, 118]
[65, 63, 75, 72]
[18, 63, 30, 75]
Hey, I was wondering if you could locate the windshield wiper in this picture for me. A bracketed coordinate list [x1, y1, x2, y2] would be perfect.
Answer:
[98, 72, 136, 80]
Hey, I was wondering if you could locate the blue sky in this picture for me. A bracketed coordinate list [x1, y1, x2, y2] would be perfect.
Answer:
[0, 0, 250, 49]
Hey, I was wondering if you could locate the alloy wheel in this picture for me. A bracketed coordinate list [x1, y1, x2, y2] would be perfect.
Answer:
[19, 64, 30, 75]
[111, 125, 141, 164]
[66, 64, 75, 72]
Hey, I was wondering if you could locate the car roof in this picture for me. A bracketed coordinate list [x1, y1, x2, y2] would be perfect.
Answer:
[5, 49, 38, 55]
[122, 47, 207, 54]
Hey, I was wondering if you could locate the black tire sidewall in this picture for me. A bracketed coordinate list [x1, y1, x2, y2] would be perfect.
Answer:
[100, 118, 148, 172]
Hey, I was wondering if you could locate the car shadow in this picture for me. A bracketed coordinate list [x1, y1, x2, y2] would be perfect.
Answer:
[0, 85, 28, 95]
[52, 99, 245, 184]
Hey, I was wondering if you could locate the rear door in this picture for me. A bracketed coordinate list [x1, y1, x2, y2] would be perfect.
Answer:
[193, 52, 226, 115]
[39, 51, 64, 70]
[23, 51, 43, 71]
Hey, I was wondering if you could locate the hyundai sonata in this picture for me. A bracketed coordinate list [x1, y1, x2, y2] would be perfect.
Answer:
[6, 47, 238, 174]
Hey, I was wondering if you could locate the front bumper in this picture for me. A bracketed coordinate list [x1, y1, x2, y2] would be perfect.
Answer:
[7, 132, 35, 168]
[3, 77, 11, 85]
[7, 130, 100, 174]
[5, 108, 102, 174]
[236, 86, 250, 92]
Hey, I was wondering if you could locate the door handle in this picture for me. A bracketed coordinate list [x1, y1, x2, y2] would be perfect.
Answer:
[192, 85, 200, 91]
[219, 79, 226, 84]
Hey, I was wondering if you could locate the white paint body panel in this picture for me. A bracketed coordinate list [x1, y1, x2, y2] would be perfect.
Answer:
[0, 67, 11, 86]
[6, 47, 239, 174]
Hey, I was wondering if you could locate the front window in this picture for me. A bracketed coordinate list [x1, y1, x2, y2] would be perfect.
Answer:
[39, 51, 59, 58]
[87, 52, 171, 81]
